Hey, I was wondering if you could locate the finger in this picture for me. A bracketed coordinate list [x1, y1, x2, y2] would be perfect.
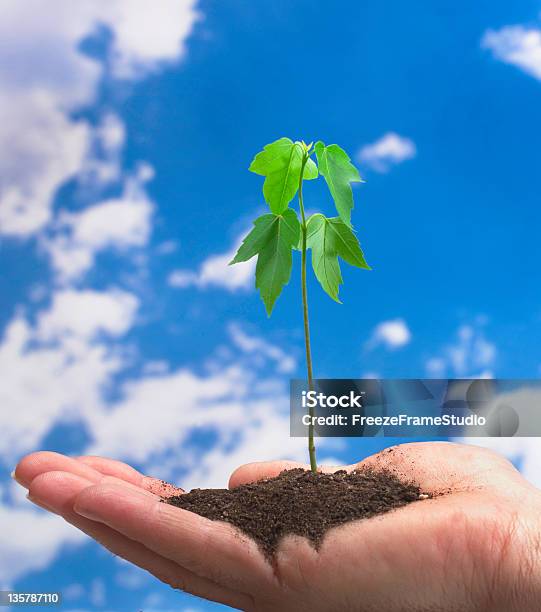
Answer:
[28, 471, 158, 514]
[14, 451, 103, 488]
[229, 460, 353, 488]
[73, 483, 275, 592]
[229, 460, 306, 488]
[99, 475, 159, 498]
[76, 456, 144, 484]
[28, 472, 254, 611]
[77, 455, 183, 496]
[13, 452, 171, 499]
[355, 441, 521, 493]
[229, 442, 520, 495]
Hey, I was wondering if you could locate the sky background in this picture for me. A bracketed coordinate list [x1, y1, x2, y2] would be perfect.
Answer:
[1, 0, 541, 610]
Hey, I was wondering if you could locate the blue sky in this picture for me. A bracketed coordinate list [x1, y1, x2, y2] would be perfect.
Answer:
[1, 1, 541, 610]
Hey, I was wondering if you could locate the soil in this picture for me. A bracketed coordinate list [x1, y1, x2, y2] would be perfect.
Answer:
[164, 467, 425, 558]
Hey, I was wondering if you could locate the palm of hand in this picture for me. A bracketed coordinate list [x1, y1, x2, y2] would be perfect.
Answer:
[15, 442, 541, 611]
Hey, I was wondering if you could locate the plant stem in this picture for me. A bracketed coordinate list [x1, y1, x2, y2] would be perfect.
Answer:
[298, 152, 317, 473]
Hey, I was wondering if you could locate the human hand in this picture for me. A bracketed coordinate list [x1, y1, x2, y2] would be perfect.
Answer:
[14, 442, 541, 611]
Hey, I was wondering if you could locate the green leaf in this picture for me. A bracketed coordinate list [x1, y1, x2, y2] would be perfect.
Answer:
[230, 209, 301, 315]
[306, 214, 370, 302]
[249, 137, 293, 175]
[314, 142, 362, 227]
[303, 157, 318, 180]
[249, 138, 304, 214]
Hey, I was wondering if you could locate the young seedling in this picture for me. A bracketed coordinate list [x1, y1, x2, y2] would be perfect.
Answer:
[230, 138, 370, 473]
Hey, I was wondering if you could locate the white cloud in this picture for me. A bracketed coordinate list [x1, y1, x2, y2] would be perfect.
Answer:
[0, 290, 321, 491]
[89, 578, 107, 608]
[368, 318, 411, 350]
[425, 322, 496, 378]
[0, 0, 207, 588]
[168, 233, 255, 291]
[0, 504, 84, 587]
[362, 371, 380, 379]
[98, 114, 126, 152]
[482, 25, 541, 81]
[0, 91, 90, 236]
[0, 1, 199, 95]
[102, 0, 200, 78]
[155, 240, 178, 255]
[37, 289, 138, 341]
[167, 270, 198, 288]
[228, 323, 296, 373]
[85, 322, 306, 488]
[0, 0, 199, 238]
[45, 165, 155, 282]
[0, 2, 100, 107]
[88, 366, 247, 465]
[183, 403, 305, 490]
[0, 289, 136, 463]
[425, 357, 447, 378]
[81, 113, 126, 186]
[142, 360, 170, 376]
[87, 359, 314, 491]
[0, 287, 139, 586]
[115, 565, 150, 590]
[0, 292, 329, 549]
[0, 0, 334, 587]
[357, 132, 416, 173]
[62, 583, 86, 601]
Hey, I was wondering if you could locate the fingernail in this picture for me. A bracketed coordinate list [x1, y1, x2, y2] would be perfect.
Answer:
[26, 493, 55, 513]
[72, 502, 100, 521]
[11, 470, 22, 485]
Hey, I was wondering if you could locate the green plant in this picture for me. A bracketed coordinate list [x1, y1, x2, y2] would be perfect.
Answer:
[230, 138, 370, 472]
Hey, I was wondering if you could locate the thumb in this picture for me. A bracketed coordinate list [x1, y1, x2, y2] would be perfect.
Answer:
[228, 460, 353, 488]
[229, 460, 308, 488]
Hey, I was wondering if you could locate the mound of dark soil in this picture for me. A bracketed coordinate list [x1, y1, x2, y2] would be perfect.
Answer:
[165, 468, 424, 558]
